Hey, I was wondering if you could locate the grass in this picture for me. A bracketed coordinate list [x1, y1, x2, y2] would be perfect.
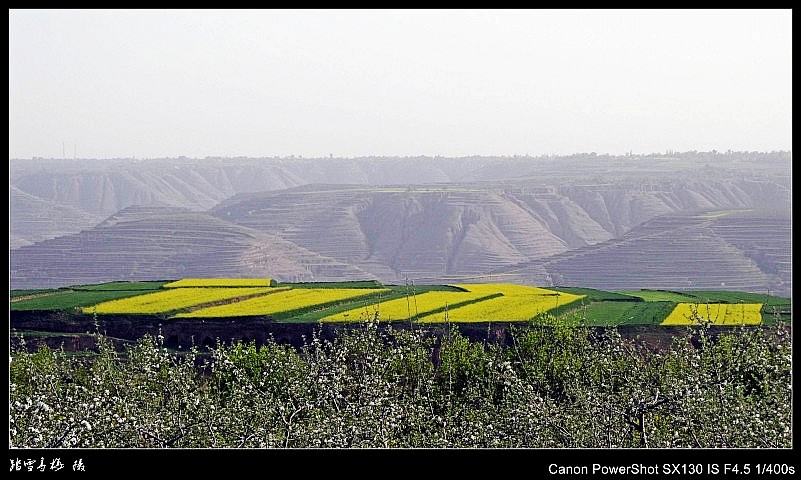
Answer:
[274, 280, 385, 289]
[619, 302, 677, 325]
[11, 290, 165, 311]
[560, 301, 639, 326]
[559, 301, 677, 326]
[679, 290, 790, 306]
[163, 278, 274, 288]
[552, 286, 642, 302]
[454, 284, 561, 296]
[10, 289, 60, 298]
[761, 305, 792, 325]
[615, 289, 700, 302]
[396, 284, 468, 292]
[70, 281, 169, 291]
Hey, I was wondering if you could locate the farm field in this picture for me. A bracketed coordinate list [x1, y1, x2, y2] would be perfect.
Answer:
[320, 290, 496, 322]
[681, 290, 789, 306]
[9, 279, 791, 326]
[11, 289, 168, 311]
[85, 287, 282, 314]
[163, 278, 274, 288]
[613, 289, 791, 324]
[274, 280, 385, 289]
[11, 288, 60, 298]
[615, 289, 700, 302]
[285, 284, 465, 322]
[661, 303, 763, 326]
[417, 285, 584, 322]
[69, 281, 169, 291]
[550, 286, 640, 302]
[564, 301, 639, 326]
[452, 283, 560, 296]
[176, 287, 389, 319]
[557, 301, 677, 327]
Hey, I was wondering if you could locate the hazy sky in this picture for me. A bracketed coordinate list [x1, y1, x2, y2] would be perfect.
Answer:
[9, 9, 792, 159]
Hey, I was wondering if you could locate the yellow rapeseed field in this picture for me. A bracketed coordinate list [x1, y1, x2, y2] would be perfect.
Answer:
[418, 289, 585, 322]
[175, 288, 388, 318]
[86, 287, 280, 314]
[320, 290, 492, 322]
[452, 283, 561, 296]
[163, 278, 273, 288]
[661, 303, 763, 325]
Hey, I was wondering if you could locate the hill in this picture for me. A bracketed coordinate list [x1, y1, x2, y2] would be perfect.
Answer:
[9, 152, 791, 295]
[9, 205, 375, 289]
[9, 186, 103, 248]
[489, 209, 790, 296]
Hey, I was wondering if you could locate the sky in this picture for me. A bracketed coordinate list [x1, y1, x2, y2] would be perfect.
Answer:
[8, 9, 792, 159]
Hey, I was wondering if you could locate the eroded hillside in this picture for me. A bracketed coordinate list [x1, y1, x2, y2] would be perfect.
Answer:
[10, 205, 375, 288]
[9, 152, 791, 295]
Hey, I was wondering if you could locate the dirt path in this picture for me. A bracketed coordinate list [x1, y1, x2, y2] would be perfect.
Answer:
[10, 291, 60, 303]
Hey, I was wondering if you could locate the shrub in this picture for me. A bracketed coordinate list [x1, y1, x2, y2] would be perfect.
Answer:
[9, 320, 791, 448]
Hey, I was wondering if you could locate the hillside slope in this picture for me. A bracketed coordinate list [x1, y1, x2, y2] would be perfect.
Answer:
[9, 205, 376, 289]
[213, 186, 570, 280]
[10, 153, 789, 246]
[10, 186, 104, 248]
[489, 210, 790, 296]
[9, 153, 790, 294]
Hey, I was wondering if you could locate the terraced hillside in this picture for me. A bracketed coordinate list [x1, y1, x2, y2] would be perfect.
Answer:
[10, 152, 789, 245]
[494, 210, 790, 297]
[211, 175, 790, 285]
[10, 153, 791, 292]
[9, 205, 376, 289]
[213, 186, 572, 281]
[708, 210, 792, 294]
[10, 186, 103, 248]
[9, 156, 494, 216]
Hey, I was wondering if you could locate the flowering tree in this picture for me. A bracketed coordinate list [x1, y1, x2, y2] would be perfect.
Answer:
[9, 317, 791, 448]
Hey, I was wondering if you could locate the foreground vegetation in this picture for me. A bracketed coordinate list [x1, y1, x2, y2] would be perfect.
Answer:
[10, 316, 790, 448]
